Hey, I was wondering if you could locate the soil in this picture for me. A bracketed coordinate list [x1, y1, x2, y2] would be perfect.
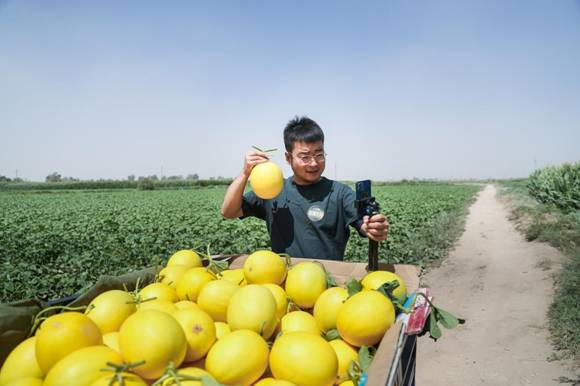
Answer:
[416, 184, 579, 385]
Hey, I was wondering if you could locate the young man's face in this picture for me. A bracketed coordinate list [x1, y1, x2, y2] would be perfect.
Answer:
[285, 141, 326, 185]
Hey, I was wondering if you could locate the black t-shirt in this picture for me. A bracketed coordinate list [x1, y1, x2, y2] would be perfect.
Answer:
[241, 176, 363, 260]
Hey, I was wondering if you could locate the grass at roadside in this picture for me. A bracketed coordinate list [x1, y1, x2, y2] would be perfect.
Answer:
[497, 180, 580, 362]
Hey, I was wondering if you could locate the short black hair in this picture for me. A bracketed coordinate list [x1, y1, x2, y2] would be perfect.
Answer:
[283, 116, 325, 152]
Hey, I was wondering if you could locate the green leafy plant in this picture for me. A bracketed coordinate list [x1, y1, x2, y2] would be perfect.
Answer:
[0, 183, 479, 303]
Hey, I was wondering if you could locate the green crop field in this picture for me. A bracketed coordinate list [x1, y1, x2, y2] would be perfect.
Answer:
[0, 183, 480, 303]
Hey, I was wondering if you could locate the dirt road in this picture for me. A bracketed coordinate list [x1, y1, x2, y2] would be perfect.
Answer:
[416, 184, 577, 385]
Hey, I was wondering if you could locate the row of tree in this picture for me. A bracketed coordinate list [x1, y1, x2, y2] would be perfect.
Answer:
[0, 173, 230, 183]
[0, 172, 233, 191]
[127, 174, 201, 182]
[0, 176, 23, 183]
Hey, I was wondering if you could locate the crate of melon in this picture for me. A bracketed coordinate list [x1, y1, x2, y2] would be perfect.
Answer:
[0, 251, 456, 386]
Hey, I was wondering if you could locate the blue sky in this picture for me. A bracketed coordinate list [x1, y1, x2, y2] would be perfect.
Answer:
[1, 1, 579, 181]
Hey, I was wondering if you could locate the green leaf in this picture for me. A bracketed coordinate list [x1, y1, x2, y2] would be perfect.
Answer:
[436, 307, 464, 329]
[326, 274, 337, 288]
[376, 280, 400, 301]
[346, 278, 363, 297]
[428, 311, 442, 341]
[201, 376, 223, 386]
[347, 360, 362, 385]
[413, 293, 465, 340]
[324, 329, 341, 341]
[213, 260, 229, 271]
[251, 145, 277, 153]
[358, 346, 376, 372]
[376, 280, 410, 313]
[312, 261, 337, 288]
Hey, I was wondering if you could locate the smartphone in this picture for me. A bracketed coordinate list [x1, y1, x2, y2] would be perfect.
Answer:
[355, 179, 372, 201]
[355, 180, 374, 217]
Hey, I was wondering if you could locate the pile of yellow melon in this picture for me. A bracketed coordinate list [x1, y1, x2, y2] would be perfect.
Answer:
[0, 249, 406, 386]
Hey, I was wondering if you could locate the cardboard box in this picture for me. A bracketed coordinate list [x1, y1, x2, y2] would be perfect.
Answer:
[227, 255, 420, 386]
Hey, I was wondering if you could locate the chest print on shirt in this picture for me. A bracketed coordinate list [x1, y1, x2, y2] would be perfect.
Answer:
[307, 205, 325, 222]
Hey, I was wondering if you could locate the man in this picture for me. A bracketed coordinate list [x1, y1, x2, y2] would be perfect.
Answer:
[221, 116, 388, 260]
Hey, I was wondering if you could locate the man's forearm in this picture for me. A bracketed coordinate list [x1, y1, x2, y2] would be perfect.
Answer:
[221, 173, 249, 218]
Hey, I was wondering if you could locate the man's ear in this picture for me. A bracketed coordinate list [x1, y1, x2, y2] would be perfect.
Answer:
[285, 152, 291, 164]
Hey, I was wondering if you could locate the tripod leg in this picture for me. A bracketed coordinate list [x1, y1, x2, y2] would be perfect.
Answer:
[369, 239, 379, 271]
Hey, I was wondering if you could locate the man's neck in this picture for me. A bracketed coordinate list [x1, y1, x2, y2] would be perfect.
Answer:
[292, 175, 322, 186]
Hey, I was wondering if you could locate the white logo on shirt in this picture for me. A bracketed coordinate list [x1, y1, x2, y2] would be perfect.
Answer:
[307, 205, 325, 222]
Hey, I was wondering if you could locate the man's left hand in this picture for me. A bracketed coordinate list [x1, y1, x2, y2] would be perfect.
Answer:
[361, 214, 389, 242]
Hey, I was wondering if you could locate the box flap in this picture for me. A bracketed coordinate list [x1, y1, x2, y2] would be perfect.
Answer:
[366, 319, 405, 386]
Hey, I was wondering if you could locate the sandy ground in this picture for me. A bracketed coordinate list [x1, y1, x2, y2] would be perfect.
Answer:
[416, 184, 578, 385]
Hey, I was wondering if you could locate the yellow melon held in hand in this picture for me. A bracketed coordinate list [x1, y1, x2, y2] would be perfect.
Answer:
[250, 161, 284, 199]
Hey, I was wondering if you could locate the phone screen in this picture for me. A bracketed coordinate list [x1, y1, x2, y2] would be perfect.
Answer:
[355, 179, 372, 201]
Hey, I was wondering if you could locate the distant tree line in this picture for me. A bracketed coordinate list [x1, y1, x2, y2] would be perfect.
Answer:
[0, 175, 23, 183]
[0, 172, 232, 191]
[127, 173, 201, 182]
[45, 172, 80, 183]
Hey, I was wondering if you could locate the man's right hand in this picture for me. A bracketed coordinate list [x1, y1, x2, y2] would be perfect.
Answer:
[243, 150, 269, 177]
[223, 149, 269, 219]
